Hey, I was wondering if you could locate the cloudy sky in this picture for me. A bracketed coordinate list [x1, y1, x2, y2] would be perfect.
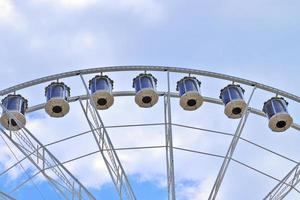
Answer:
[1, 0, 300, 200]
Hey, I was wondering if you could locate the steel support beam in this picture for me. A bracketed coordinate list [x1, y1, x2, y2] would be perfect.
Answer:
[164, 71, 176, 200]
[0, 191, 15, 200]
[0, 104, 96, 200]
[264, 163, 300, 200]
[79, 74, 136, 200]
[9, 171, 40, 194]
[208, 87, 256, 200]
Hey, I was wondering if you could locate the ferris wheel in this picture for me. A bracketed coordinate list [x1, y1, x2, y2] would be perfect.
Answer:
[0, 66, 299, 200]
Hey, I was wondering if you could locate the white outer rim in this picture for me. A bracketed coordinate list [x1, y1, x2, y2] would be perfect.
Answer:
[0, 66, 299, 130]
[1, 66, 299, 103]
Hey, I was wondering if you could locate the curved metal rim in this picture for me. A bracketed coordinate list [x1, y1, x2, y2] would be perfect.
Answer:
[1, 66, 300, 199]
[1, 66, 299, 130]
[25, 91, 300, 131]
[0, 65, 299, 103]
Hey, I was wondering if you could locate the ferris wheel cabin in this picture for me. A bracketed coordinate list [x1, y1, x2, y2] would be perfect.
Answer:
[89, 75, 114, 110]
[133, 73, 158, 108]
[0, 94, 28, 131]
[45, 82, 70, 118]
[263, 97, 293, 132]
[219, 84, 247, 119]
[176, 77, 203, 111]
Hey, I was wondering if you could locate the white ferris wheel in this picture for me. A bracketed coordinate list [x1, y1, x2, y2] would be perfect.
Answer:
[0, 66, 299, 200]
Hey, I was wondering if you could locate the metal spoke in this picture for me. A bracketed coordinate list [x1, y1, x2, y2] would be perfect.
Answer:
[2, 119, 299, 199]
[79, 74, 136, 200]
[46, 145, 166, 170]
[172, 147, 300, 194]
[264, 162, 300, 200]
[0, 103, 96, 200]
[208, 86, 256, 200]
[172, 123, 299, 165]
[164, 71, 176, 200]
[0, 66, 299, 200]
[10, 171, 40, 194]
[16, 142, 296, 198]
[0, 133, 46, 199]
[0, 191, 15, 200]
[0, 128, 68, 200]
[0, 123, 164, 178]
[3, 120, 299, 197]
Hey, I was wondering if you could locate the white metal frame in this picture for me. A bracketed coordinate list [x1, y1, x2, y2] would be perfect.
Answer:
[0, 66, 299, 200]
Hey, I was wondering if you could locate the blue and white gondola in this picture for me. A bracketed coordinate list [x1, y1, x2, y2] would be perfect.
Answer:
[45, 82, 70, 117]
[133, 73, 158, 108]
[0, 94, 28, 131]
[219, 84, 247, 119]
[176, 77, 203, 111]
[89, 75, 114, 110]
[263, 97, 293, 132]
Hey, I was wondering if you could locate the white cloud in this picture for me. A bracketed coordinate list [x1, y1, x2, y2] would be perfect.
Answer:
[118, 0, 164, 22]
[1, 67, 300, 199]
[177, 178, 215, 200]
[1, 76, 299, 199]
[0, 136, 36, 182]
[0, 0, 16, 23]
[1, 0, 300, 198]
[53, 0, 99, 9]
[29, 32, 98, 51]
[31, 0, 165, 23]
[0, 0, 24, 29]
[202, 0, 300, 26]
[73, 32, 97, 49]
[0, 75, 283, 198]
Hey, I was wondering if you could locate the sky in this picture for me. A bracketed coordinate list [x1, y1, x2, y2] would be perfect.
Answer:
[1, 0, 300, 200]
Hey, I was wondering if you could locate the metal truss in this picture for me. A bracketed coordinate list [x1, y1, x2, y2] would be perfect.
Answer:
[79, 74, 136, 200]
[208, 86, 256, 200]
[264, 162, 300, 200]
[1, 66, 300, 199]
[0, 191, 15, 200]
[0, 104, 96, 200]
[164, 72, 176, 200]
[2, 120, 300, 199]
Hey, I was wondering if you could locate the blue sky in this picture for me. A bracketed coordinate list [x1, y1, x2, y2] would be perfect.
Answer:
[1, 0, 300, 199]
